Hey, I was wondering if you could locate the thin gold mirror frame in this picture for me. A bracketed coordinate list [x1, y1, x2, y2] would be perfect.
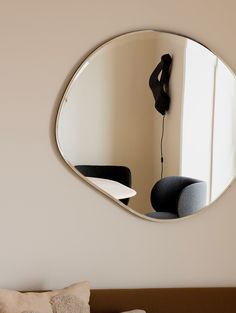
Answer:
[55, 29, 236, 223]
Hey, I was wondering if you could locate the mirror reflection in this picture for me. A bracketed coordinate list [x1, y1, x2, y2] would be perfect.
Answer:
[56, 30, 236, 220]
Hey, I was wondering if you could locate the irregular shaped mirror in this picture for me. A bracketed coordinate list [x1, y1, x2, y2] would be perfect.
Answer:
[56, 30, 236, 220]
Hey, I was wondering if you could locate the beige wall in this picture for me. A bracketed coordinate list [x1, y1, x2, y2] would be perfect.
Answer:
[0, 0, 236, 291]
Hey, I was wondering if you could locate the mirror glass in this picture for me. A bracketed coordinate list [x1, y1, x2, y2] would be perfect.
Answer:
[56, 30, 236, 220]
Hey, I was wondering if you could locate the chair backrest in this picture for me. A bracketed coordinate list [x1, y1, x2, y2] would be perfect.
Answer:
[74, 165, 132, 205]
[178, 181, 207, 217]
[151, 176, 207, 217]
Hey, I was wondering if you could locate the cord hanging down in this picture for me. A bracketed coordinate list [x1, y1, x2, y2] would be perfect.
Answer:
[160, 114, 165, 179]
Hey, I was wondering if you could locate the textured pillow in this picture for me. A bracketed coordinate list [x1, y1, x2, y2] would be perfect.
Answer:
[0, 281, 90, 313]
[50, 294, 90, 313]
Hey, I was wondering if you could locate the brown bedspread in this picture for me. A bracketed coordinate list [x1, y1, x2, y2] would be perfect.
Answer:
[90, 288, 236, 313]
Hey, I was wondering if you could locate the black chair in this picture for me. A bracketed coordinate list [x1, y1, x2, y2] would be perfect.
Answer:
[146, 176, 207, 219]
[74, 165, 132, 205]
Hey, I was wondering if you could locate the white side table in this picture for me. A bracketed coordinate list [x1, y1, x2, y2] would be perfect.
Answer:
[86, 177, 137, 200]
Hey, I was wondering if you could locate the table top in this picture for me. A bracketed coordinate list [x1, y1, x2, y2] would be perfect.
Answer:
[86, 177, 137, 200]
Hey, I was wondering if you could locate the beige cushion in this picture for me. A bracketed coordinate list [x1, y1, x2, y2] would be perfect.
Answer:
[21, 311, 40, 313]
[50, 294, 90, 313]
[0, 281, 90, 313]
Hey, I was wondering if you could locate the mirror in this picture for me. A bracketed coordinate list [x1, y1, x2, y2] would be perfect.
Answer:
[56, 30, 236, 220]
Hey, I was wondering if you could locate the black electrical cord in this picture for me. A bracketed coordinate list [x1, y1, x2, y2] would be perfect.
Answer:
[160, 114, 165, 179]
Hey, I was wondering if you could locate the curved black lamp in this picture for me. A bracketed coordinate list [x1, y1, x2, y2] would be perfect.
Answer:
[149, 53, 172, 115]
